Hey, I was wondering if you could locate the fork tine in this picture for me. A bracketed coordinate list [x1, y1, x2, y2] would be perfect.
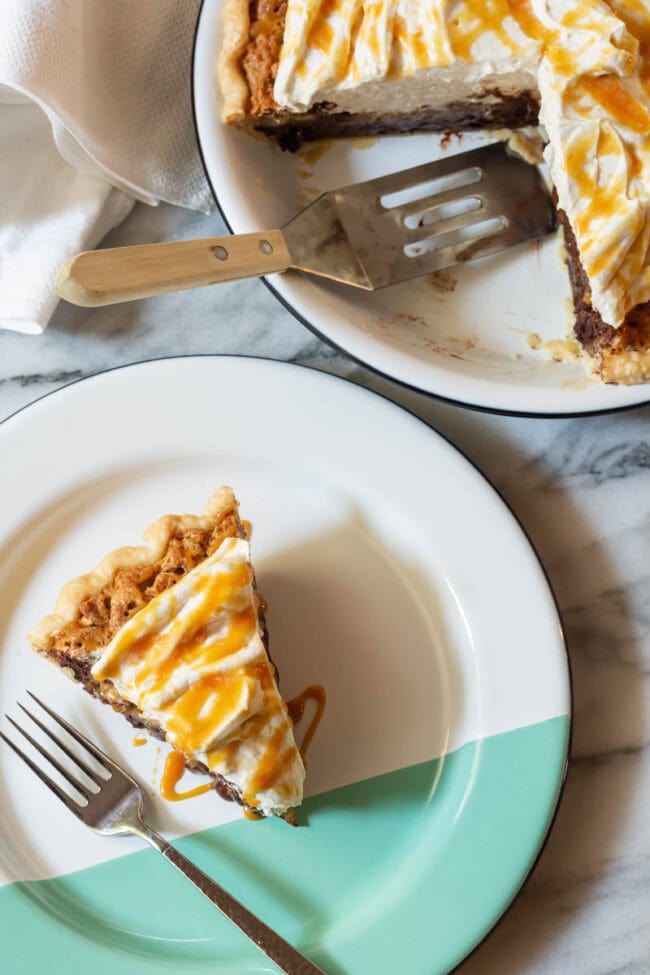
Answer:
[0, 730, 83, 814]
[17, 702, 105, 785]
[6, 715, 92, 799]
[27, 692, 114, 774]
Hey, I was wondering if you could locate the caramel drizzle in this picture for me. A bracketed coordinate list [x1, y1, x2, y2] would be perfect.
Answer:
[100, 536, 326, 814]
[285, 0, 643, 94]
[157, 682, 327, 814]
[282, 0, 650, 293]
[240, 684, 327, 823]
[160, 749, 213, 802]
[575, 74, 650, 132]
[243, 807, 264, 820]
[242, 684, 326, 809]
[287, 684, 327, 764]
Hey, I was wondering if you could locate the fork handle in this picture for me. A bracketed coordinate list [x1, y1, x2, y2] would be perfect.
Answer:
[55, 230, 292, 307]
[140, 825, 325, 975]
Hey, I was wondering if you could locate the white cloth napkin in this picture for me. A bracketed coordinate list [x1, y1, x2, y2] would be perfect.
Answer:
[0, 0, 213, 334]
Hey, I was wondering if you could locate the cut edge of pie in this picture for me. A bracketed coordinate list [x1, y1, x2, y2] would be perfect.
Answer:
[217, 0, 539, 148]
[557, 209, 650, 385]
[29, 486, 305, 820]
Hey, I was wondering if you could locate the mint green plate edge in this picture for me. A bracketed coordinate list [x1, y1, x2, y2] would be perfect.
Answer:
[1, 715, 569, 975]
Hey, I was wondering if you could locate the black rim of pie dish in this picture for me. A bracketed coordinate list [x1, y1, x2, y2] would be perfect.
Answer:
[190, 0, 650, 420]
[0, 353, 574, 974]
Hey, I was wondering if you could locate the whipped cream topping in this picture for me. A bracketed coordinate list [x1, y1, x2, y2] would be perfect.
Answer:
[539, 1, 650, 329]
[274, 0, 542, 111]
[91, 536, 304, 816]
[273, 0, 650, 329]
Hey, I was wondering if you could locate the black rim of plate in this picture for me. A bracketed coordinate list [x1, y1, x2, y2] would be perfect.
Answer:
[190, 0, 650, 420]
[0, 354, 574, 973]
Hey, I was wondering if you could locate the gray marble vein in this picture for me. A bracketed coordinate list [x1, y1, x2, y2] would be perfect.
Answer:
[1, 199, 648, 975]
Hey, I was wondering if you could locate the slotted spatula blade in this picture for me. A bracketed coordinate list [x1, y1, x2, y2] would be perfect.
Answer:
[283, 141, 556, 290]
[56, 142, 556, 307]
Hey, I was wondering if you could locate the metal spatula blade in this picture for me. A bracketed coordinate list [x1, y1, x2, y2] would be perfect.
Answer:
[57, 143, 556, 307]
[285, 142, 556, 290]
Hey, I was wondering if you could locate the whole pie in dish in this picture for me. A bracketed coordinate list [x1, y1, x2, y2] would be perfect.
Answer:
[29, 487, 305, 819]
[218, 0, 650, 384]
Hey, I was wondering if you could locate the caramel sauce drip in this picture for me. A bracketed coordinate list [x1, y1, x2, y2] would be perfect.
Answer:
[298, 139, 336, 165]
[165, 673, 257, 753]
[240, 685, 326, 822]
[204, 662, 303, 813]
[287, 684, 327, 763]
[143, 604, 257, 704]
[393, 20, 439, 69]
[132, 736, 147, 747]
[309, 4, 335, 54]
[239, 678, 326, 812]
[567, 127, 624, 239]
[244, 807, 264, 820]
[105, 631, 158, 679]
[160, 749, 213, 802]
[245, 725, 297, 800]
[508, 0, 557, 45]
[448, 0, 522, 61]
[565, 125, 647, 282]
[577, 75, 650, 132]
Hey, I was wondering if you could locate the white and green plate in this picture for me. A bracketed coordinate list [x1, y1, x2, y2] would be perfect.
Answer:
[0, 357, 570, 974]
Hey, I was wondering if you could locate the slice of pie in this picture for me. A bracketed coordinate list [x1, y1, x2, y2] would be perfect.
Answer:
[28, 487, 305, 819]
[218, 0, 650, 384]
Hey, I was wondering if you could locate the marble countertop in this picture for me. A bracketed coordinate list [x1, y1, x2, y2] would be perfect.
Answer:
[1, 199, 648, 975]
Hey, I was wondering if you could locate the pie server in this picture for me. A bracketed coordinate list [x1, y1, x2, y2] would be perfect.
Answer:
[56, 142, 556, 307]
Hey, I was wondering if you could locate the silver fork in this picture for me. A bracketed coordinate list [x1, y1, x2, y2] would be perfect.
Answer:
[1, 693, 325, 975]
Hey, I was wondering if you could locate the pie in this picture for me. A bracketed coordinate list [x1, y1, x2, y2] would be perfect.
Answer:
[28, 487, 305, 819]
[218, 0, 650, 384]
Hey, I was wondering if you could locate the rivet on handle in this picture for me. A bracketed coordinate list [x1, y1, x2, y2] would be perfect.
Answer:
[259, 239, 273, 255]
[213, 246, 228, 261]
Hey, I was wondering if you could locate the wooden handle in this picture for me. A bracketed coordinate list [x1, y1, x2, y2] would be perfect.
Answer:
[56, 230, 292, 307]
